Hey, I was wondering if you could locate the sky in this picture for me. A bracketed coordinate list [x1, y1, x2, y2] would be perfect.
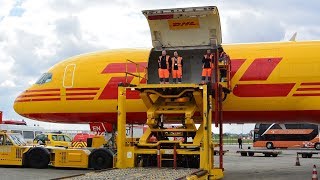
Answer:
[0, 0, 319, 133]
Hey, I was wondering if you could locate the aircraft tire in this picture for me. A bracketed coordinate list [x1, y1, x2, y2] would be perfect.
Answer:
[89, 148, 113, 170]
[26, 147, 50, 169]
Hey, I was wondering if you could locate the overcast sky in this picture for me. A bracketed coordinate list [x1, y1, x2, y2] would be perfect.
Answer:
[0, 0, 319, 133]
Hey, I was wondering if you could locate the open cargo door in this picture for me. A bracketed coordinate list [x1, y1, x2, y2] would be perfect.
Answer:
[143, 6, 223, 84]
[142, 6, 222, 50]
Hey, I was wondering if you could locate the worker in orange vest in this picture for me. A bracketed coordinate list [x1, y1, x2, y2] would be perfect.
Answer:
[218, 46, 230, 82]
[158, 50, 171, 84]
[171, 51, 183, 84]
[201, 49, 213, 84]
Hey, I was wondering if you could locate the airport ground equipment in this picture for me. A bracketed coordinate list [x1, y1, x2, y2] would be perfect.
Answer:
[0, 131, 112, 169]
[34, 133, 72, 147]
[297, 151, 320, 158]
[236, 149, 282, 157]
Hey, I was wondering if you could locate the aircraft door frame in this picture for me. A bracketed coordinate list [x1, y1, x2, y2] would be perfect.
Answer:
[63, 64, 76, 88]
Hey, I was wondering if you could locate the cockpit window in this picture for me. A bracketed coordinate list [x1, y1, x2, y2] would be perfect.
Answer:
[35, 73, 52, 84]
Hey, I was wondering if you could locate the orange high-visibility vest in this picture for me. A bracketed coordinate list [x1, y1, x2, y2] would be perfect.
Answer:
[171, 56, 182, 70]
[203, 54, 214, 68]
[158, 55, 170, 69]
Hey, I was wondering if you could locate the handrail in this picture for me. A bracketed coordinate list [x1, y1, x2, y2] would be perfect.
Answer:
[125, 59, 148, 85]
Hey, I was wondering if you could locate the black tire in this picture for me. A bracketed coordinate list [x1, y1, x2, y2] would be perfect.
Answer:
[89, 149, 113, 170]
[266, 142, 274, 149]
[26, 147, 50, 169]
[272, 154, 278, 157]
[264, 153, 271, 157]
[248, 152, 254, 156]
[307, 154, 313, 158]
[240, 152, 247, 156]
[302, 154, 307, 158]
[315, 143, 320, 150]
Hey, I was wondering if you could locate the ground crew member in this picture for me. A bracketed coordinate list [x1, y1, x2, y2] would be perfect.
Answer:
[171, 51, 183, 84]
[158, 50, 171, 84]
[238, 136, 243, 149]
[201, 49, 213, 84]
[218, 46, 230, 82]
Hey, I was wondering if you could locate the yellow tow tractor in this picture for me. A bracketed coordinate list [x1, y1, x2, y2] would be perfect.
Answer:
[33, 132, 72, 147]
[0, 131, 114, 169]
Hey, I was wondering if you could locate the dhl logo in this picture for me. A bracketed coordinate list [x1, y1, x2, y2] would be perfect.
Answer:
[98, 57, 320, 99]
[168, 18, 200, 30]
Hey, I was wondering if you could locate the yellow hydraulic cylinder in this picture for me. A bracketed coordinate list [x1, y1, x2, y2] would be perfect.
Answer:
[116, 86, 126, 168]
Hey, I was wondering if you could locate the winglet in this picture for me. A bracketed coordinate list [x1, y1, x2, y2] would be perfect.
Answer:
[289, 32, 297, 41]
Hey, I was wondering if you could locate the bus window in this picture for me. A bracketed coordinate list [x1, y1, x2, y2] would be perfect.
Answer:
[12, 130, 22, 135]
[23, 131, 34, 139]
[270, 124, 281, 129]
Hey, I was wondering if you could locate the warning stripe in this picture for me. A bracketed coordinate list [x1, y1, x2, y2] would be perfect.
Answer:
[71, 141, 87, 148]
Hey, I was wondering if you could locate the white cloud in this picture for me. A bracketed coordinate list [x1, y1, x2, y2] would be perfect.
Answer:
[0, 80, 16, 87]
[0, 0, 319, 133]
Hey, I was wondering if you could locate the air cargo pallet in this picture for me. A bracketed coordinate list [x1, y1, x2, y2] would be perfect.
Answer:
[297, 151, 320, 158]
[236, 150, 282, 157]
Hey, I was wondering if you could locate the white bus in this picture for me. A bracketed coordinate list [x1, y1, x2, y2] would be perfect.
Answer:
[0, 124, 45, 143]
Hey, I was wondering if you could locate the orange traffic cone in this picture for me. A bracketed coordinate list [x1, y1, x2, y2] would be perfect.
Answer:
[295, 154, 300, 166]
[312, 165, 318, 180]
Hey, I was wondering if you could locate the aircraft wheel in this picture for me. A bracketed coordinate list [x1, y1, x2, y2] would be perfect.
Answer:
[89, 148, 113, 170]
[26, 147, 50, 169]
[248, 152, 254, 156]
[266, 142, 274, 149]
[307, 154, 313, 158]
[264, 153, 271, 157]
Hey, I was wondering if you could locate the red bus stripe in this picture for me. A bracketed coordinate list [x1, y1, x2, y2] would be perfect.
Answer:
[66, 88, 100, 91]
[296, 88, 320, 91]
[233, 83, 295, 97]
[66, 93, 97, 96]
[101, 62, 148, 74]
[25, 89, 60, 92]
[66, 97, 94, 100]
[293, 93, 320, 96]
[240, 58, 282, 81]
[230, 59, 246, 79]
[18, 93, 60, 98]
[300, 82, 320, 86]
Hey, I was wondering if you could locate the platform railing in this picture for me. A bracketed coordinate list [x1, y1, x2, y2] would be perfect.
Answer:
[125, 59, 148, 85]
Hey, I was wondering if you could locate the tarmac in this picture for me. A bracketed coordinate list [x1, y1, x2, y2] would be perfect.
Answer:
[0, 144, 318, 180]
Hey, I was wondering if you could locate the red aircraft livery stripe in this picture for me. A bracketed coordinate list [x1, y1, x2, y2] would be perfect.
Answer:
[233, 83, 295, 97]
[98, 76, 142, 100]
[101, 62, 148, 74]
[15, 98, 61, 102]
[18, 93, 60, 98]
[25, 88, 60, 92]
[296, 88, 320, 91]
[240, 58, 282, 81]
[230, 59, 246, 79]
[66, 88, 100, 91]
[66, 97, 95, 100]
[293, 93, 320, 97]
[66, 93, 97, 96]
[300, 82, 320, 86]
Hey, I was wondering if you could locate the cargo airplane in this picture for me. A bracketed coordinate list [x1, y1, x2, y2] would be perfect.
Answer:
[13, 6, 320, 127]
